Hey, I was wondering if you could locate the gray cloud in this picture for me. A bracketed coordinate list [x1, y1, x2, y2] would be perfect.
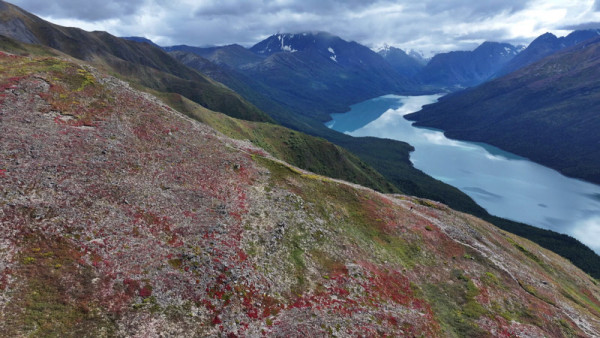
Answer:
[192, 0, 263, 17]
[424, 0, 528, 19]
[560, 22, 600, 30]
[8, 0, 142, 21]
[595, 0, 600, 11]
[6, 0, 594, 54]
[456, 28, 513, 41]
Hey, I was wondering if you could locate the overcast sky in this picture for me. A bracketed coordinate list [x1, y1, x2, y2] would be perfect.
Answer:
[8, 0, 600, 55]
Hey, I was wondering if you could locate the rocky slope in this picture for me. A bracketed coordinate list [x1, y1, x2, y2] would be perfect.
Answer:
[1, 51, 600, 336]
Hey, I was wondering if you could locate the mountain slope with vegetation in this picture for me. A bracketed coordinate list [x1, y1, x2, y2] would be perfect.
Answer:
[2, 50, 600, 337]
[163, 94, 399, 194]
[407, 36, 600, 185]
[2, 0, 600, 298]
[0, 2, 496, 234]
[0, 1, 430, 200]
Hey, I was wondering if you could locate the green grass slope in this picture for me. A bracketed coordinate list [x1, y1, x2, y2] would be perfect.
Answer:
[164, 94, 399, 194]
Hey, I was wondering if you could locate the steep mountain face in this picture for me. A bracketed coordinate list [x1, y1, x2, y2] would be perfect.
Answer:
[417, 41, 520, 88]
[250, 32, 340, 56]
[0, 0, 272, 123]
[378, 45, 425, 77]
[2, 51, 600, 337]
[497, 29, 600, 77]
[407, 36, 600, 185]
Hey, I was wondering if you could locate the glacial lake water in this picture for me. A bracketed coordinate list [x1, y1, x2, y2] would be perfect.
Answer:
[326, 94, 600, 254]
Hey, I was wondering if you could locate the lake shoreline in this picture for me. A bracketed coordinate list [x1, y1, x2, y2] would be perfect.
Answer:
[327, 94, 600, 254]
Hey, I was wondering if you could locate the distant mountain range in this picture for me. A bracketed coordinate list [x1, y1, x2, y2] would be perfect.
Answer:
[407, 35, 600, 185]
[169, 32, 415, 122]
[416, 42, 520, 88]
[496, 29, 600, 77]
[377, 45, 425, 77]
[166, 35, 519, 98]
[163, 29, 600, 96]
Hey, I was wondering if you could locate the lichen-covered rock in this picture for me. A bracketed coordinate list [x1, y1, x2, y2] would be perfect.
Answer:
[1, 52, 600, 337]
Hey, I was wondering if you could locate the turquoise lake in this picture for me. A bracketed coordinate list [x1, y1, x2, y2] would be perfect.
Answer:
[326, 94, 600, 254]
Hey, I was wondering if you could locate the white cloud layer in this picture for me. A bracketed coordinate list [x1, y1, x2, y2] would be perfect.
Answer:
[7, 0, 600, 53]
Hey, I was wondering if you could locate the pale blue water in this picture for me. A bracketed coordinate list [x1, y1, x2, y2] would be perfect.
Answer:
[327, 94, 600, 254]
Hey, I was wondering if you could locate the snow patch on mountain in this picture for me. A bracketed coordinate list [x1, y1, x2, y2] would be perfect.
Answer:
[279, 34, 297, 53]
[281, 44, 297, 53]
[376, 44, 392, 56]
[500, 46, 519, 56]
[328, 47, 337, 62]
